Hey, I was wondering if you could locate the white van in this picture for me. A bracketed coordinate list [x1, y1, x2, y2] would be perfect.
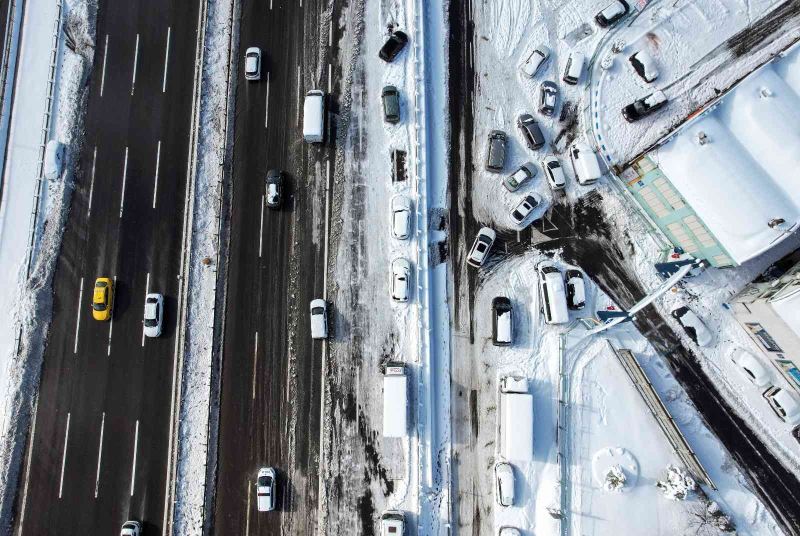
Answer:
[303, 90, 325, 143]
[569, 141, 602, 185]
[562, 52, 585, 85]
[383, 363, 408, 437]
[537, 261, 569, 325]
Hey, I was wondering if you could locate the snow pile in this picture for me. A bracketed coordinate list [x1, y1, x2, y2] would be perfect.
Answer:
[0, 0, 95, 528]
[602, 464, 626, 492]
[657, 464, 697, 501]
[171, 0, 233, 533]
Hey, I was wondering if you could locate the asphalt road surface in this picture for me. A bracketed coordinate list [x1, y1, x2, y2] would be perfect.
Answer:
[447, 0, 800, 534]
[13, 0, 201, 533]
[209, 0, 344, 534]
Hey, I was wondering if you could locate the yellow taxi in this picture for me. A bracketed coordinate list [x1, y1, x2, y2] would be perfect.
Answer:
[92, 277, 113, 321]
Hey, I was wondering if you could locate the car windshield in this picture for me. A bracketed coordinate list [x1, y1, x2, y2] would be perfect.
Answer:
[312, 307, 324, 314]
[258, 475, 272, 487]
[547, 161, 559, 170]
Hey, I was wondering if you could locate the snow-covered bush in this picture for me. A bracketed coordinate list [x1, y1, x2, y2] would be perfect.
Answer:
[656, 465, 696, 501]
[603, 464, 626, 492]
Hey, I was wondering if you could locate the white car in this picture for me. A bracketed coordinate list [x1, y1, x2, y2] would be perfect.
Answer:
[467, 227, 496, 268]
[310, 299, 328, 339]
[494, 462, 515, 507]
[510, 195, 539, 226]
[762, 386, 800, 425]
[541, 155, 566, 190]
[143, 293, 164, 338]
[670, 305, 713, 347]
[256, 467, 276, 511]
[120, 521, 141, 536]
[391, 194, 412, 240]
[245, 47, 262, 80]
[628, 49, 659, 83]
[730, 348, 771, 387]
[380, 510, 405, 536]
[520, 45, 550, 78]
[391, 258, 411, 302]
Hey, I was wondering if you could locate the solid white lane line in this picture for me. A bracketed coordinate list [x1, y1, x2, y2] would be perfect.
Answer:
[141, 272, 150, 347]
[245, 480, 252, 536]
[58, 413, 71, 499]
[153, 141, 161, 209]
[162, 27, 171, 93]
[322, 159, 331, 298]
[131, 33, 140, 95]
[107, 275, 117, 356]
[251, 332, 258, 400]
[296, 65, 301, 126]
[328, 23, 333, 47]
[259, 196, 264, 258]
[119, 147, 129, 218]
[16, 397, 38, 533]
[100, 35, 109, 97]
[73, 278, 84, 354]
[130, 419, 139, 496]
[87, 146, 97, 217]
[270, 0, 273, 9]
[94, 412, 105, 498]
[264, 72, 270, 128]
[327, 64, 332, 93]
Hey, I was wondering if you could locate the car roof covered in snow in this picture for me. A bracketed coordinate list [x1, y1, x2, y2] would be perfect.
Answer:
[650, 52, 800, 264]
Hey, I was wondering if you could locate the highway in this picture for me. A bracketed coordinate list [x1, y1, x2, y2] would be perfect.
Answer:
[209, 0, 344, 533]
[12, 0, 201, 533]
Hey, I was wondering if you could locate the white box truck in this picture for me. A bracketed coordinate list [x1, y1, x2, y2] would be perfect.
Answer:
[383, 363, 408, 438]
[500, 376, 533, 461]
[303, 90, 325, 143]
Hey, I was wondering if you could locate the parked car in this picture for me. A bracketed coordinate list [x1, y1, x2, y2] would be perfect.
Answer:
[265, 169, 283, 209]
[629, 50, 659, 83]
[492, 297, 513, 346]
[595, 0, 629, 27]
[256, 467, 276, 512]
[379, 30, 408, 62]
[391, 258, 411, 302]
[538, 81, 559, 116]
[92, 277, 114, 321]
[494, 462, 515, 507]
[244, 47, 262, 80]
[565, 269, 586, 310]
[569, 141, 602, 185]
[391, 194, 412, 239]
[120, 521, 141, 536]
[382, 85, 401, 123]
[541, 155, 566, 190]
[498, 528, 521, 536]
[380, 510, 405, 536]
[730, 348, 771, 387]
[517, 113, 545, 150]
[622, 90, 667, 122]
[467, 227, 496, 268]
[310, 299, 328, 339]
[503, 162, 536, 192]
[670, 305, 713, 347]
[762, 386, 800, 425]
[510, 195, 539, 226]
[537, 261, 569, 325]
[562, 52, 585, 85]
[143, 293, 164, 338]
[486, 130, 507, 172]
[520, 45, 550, 78]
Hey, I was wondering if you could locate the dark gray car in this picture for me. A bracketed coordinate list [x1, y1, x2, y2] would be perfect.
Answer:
[486, 130, 507, 172]
[382, 85, 401, 124]
[517, 114, 545, 150]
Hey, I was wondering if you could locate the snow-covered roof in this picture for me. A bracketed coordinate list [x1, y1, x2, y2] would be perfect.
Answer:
[650, 51, 800, 264]
[771, 288, 800, 338]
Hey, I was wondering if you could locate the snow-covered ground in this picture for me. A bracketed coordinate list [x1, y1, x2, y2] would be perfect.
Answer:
[0, 0, 94, 525]
[589, 0, 800, 166]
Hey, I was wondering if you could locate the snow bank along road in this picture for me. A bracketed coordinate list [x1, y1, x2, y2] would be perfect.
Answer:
[12, 0, 201, 533]
[208, 0, 343, 534]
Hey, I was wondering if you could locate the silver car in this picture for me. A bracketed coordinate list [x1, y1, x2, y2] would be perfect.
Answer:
[244, 47, 261, 81]
[503, 162, 536, 192]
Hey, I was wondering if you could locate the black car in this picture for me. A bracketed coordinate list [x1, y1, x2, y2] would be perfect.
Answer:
[622, 90, 667, 122]
[491, 297, 513, 347]
[382, 85, 401, 123]
[595, 0, 629, 28]
[564, 269, 586, 310]
[517, 113, 545, 150]
[539, 81, 559, 116]
[379, 30, 408, 62]
[265, 169, 283, 209]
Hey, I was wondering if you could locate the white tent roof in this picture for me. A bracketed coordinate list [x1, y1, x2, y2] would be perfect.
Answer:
[651, 46, 800, 264]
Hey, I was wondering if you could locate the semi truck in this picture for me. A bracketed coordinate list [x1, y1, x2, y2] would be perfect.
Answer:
[500, 376, 533, 461]
[383, 363, 408, 438]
